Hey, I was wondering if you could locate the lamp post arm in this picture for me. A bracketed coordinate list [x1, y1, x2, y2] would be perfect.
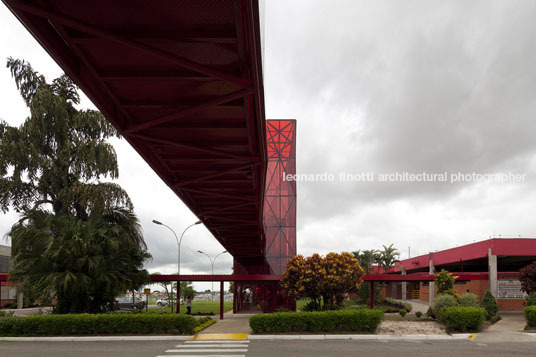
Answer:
[198, 251, 213, 267]
[179, 222, 199, 247]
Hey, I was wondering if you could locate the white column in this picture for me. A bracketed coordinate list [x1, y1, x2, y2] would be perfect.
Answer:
[16, 287, 23, 309]
[429, 259, 435, 305]
[488, 248, 498, 298]
[401, 267, 407, 301]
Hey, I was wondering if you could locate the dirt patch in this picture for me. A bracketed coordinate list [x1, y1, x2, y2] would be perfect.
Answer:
[377, 320, 448, 335]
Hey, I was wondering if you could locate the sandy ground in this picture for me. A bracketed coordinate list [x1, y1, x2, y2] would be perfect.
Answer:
[377, 320, 448, 335]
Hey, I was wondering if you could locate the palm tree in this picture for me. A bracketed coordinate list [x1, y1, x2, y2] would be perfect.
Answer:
[377, 244, 400, 273]
[9, 208, 151, 313]
[352, 250, 380, 274]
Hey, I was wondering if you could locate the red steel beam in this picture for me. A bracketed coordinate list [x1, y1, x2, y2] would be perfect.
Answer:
[150, 274, 281, 282]
[128, 133, 260, 162]
[124, 89, 253, 134]
[173, 163, 256, 189]
[363, 273, 489, 282]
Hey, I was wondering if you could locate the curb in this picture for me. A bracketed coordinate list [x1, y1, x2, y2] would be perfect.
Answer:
[0, 333, 473, 342]
[249, 334, 471, 341]
[0, 336, 193, 342]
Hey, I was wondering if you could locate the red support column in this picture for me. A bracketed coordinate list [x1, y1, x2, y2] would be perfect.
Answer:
[177, 281, 181, 313]
[220, 281, 224, 320]
[370, 282, 375, 309]
[233, 282, 237, 313]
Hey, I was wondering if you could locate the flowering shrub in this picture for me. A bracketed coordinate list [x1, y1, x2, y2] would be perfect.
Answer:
[280, 252, 365, 310]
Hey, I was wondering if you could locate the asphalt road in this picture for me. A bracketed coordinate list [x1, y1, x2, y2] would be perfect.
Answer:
[1, 339, 535, 357]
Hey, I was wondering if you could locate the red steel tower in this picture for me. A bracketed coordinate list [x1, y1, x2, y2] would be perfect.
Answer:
[264, 120, 297, 274]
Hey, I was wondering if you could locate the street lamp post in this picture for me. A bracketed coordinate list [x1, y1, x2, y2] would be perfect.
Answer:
[197, 250, 227, 302]
[153, 219, 201, 313]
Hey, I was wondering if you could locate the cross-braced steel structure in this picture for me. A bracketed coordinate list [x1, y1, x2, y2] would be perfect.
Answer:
[264, 120, 297, 275]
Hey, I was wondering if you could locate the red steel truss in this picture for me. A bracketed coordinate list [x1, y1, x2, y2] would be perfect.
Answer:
[3, 0, 267, 257]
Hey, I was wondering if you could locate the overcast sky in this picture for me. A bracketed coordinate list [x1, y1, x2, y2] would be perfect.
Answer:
[2, 1, 536, 289]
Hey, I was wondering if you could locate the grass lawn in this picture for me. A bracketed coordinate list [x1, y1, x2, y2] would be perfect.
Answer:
[146, 301, 233, 315]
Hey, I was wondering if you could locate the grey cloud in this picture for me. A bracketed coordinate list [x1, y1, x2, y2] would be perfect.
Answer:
[265, 0, 536, 228]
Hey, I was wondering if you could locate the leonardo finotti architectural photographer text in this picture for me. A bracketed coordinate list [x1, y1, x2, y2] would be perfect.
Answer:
[282, 171, 527, 184]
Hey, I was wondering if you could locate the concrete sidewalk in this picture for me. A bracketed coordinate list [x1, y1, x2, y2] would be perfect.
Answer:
[475, 312, 533, 343]
[197, 311, 253, 334]
[387, 299, 429, 316]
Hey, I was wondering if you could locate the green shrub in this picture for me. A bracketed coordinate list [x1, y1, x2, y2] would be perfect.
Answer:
[249, 309, 384, 333]
[432, 294, 458, 319]
[196, 317, 213, 325]
[399, 309, 407, 317]
[435, 269, 456, 293]
[523, 306, 536, 327]
[426, 306, 435, 319]
[526, 291, 536, 307]
[0, 313, 197, 336]
[193, 317, 215, 333]
[302, 300, 322, 312]
[459, 293, 479, 307]
[480, 290, 499, 320]
[0, 311, 15, 318]
[441, 306, 485, 332]
[441, 289, 460, 302]
[415, 311, 422, 318]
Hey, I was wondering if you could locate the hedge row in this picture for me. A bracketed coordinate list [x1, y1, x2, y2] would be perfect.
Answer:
[249, 309, 383, 333]
[440, 306, 485, 332]
[523, 306, 536, 327]
[0, 314, 197, 336]
[193, 317, 216, 333]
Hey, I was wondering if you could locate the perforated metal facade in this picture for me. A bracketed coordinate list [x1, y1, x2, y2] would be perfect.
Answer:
[263, 120, 297, 274]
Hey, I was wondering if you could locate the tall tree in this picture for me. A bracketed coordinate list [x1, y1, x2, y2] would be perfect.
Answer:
[0, 58, 131, 218]
[2, 58, 150, 312]
[377, 244, 400, 273]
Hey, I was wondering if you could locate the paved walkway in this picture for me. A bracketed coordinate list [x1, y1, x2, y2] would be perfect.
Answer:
[475, 312, 534, 343]
[198, 311, 254, 334]
[387, 299, 429, 316]
[2, 307, 53, 316]
[406, 299, 429, 315]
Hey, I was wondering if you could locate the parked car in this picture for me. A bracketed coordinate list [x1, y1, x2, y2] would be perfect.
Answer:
[155, 297, 184, 306]
[156, 297, 170, 306]
[116, 296, 145, 310]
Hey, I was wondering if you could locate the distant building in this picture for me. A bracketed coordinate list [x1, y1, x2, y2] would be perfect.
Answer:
[382, 238, 536, 311]
[0, 245, 17, 308]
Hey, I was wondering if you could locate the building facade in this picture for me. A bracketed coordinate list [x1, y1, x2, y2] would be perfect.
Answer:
[387, 238, 536, 311]
[0, 245, 17, 308]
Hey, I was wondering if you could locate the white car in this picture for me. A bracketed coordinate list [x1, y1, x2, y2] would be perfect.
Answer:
[156, 297, 184, 306]
[156, 297, 170, 306]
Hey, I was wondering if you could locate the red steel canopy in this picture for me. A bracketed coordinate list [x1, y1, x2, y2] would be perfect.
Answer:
[3, 0, 267, 258]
